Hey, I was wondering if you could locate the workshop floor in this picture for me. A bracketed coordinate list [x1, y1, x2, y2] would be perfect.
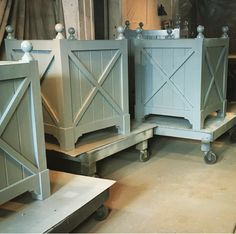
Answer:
[73, 134, 236, 233]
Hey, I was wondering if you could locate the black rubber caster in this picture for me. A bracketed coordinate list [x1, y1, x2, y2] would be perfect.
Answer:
[93, 205, 109, 221]
[204, 151, 217, 165]
[229, 130, 236, 142]
[139, 149, 150, 162]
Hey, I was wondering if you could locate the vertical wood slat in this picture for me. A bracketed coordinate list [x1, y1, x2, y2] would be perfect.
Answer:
[0, 79, 18, 187]
[69, 53, 81, 120]
[62, 0, 95, 40]
[16, 85, 35, 177]
[0, 149, 7, 189]
[112, 54, 121, 109]
[92, 51, 103, 120]
[29, 60, 48, 170]
[74, 50, 93, 124]
[102, 50, 113, 118]
[13, 79, 24, 180]
[110, 50, 115, 117]
[172, 48, 185, 110]
[1, 79, 22, 186]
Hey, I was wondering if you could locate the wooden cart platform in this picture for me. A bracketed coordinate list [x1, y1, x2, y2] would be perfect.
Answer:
[46, 122, 157, 176]
[145, 103, 236, 164]
[0, 170, 115, 233]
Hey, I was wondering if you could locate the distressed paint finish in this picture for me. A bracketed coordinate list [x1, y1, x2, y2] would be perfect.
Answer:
[0, 61, 50, 205]
[5, 39, 130, 151]
[134, 38, 229, 130]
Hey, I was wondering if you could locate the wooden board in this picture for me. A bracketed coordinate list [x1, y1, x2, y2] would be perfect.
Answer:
[46, 122, 157, 157]
[148, 104, 236, 141]
[0, 170, 115, 233]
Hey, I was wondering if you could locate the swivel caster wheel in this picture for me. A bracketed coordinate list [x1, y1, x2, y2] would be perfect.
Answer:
[204, 151, 217, 165]
[93, 205, 109, 221]
[139, 149, 150, 162]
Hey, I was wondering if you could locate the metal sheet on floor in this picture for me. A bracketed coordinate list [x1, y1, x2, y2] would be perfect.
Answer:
[0, 170, 115, 233]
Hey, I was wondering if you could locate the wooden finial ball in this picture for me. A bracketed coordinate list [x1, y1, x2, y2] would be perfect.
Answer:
[55, 23, 64, 33]
[116, 26, 125, 40]
[6, 25, 13, 33]
[221, 26, 229, 38]
[125, 20, 130, 27]
[166, 28, 174, 39]
[5, 25, 14, 39]
[222, 26, 229, 34]
[136, 27, 142, 34]
[68, 27, 75, 35]
[21, 40, 33, 53]
[117, 26, 125, 34]
[167, 28, 172, 35]
[139, 22, 144, 29]
[20, 41, 34, 62]
[136, 27, 143, 39]
[197, 25, 204, 34]
[196, 25, 205, 38]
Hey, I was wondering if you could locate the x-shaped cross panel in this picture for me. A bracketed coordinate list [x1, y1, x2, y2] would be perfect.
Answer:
[69, 50, 123, 127]
[12, 50, 59, 126]
[0, 77, 38, 174]
[203, 47, 226, 107]
[142, 48, 195, 109]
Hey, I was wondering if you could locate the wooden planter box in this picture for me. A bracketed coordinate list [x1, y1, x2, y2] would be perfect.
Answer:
[5, 39, 130, 151]
[134, 38, 229, 130]
[0, 60, 50, 205]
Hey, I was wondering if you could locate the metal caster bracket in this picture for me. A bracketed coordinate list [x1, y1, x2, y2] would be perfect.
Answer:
[136, 140, 151, 162]
[139, 149, 150, 162]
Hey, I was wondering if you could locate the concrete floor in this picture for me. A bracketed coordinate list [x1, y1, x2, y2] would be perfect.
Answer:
[73, 134, 236, 233]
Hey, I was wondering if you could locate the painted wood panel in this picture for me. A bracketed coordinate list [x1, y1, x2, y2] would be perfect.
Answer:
[0, 61, 50, 205]
[5, 39, 130, 151]
[134, 38, 229, 130]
